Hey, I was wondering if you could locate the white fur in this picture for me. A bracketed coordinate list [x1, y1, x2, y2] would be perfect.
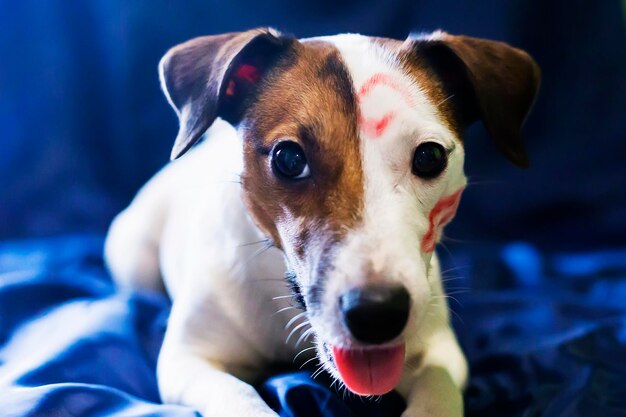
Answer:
[106, 33, 467, 417]
[305, 34, 467, 394]
[107, 120, 305, 416]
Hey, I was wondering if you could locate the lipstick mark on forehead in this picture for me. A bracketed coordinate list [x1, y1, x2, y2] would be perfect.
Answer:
[356, 72, 415, 138]
[421, 188, 464, 252]
[358, 73, 416, 107]
[359, 111, 395, 138]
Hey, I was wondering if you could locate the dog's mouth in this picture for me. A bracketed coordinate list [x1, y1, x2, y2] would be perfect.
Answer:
[331, 343, 405, 395]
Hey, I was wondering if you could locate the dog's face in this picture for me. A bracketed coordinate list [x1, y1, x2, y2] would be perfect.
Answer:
[159, 29, 540, 395]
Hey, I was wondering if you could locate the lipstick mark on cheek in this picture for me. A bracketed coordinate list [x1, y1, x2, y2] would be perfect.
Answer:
[421, 188, 464, 253]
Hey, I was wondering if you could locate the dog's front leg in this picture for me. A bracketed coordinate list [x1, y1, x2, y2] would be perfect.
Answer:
[400, 365, 463, 417]
[157, 341, 279, 417]
[398, 330, 467, 417]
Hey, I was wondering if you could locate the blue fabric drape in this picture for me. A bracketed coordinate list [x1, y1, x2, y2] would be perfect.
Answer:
[1, 237, 625, 416]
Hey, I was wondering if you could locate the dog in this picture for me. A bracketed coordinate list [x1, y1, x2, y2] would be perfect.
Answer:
[104, 28, 540, 416]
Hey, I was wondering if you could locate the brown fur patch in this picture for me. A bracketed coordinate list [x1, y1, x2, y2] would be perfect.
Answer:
[398, 46, 466, 138]
[239, 41, 363, 259]
[396, 34, 540, 167]
[369, 36, 466, 139]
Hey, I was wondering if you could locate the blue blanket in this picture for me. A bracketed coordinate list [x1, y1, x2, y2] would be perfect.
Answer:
[1, 237, 625, 416]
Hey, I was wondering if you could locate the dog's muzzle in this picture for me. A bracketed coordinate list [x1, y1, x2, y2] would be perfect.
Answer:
[330, 284, 410, 396]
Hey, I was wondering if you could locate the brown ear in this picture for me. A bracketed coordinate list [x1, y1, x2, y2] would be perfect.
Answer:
[159, 28, 295, 159]
[408, 32, 541, 167]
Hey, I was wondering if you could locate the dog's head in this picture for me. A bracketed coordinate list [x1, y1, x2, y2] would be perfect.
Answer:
[159, 28, 540, 395]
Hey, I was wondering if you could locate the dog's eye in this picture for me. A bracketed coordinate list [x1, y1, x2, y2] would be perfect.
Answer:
[412, 142, 447, 179]
[272, 141, 310, 180]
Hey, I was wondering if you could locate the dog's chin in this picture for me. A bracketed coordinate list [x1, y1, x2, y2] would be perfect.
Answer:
[318, 340, 406, 396]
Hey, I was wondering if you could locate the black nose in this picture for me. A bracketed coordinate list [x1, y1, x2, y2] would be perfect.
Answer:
[339, 285, 411, 344]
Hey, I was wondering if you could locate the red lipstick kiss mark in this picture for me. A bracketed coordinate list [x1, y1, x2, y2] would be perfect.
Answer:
[357, 73, 415, 138]
[358, 73, 416, 108]
[359, 111, 395, 138]
[421, 188, 464, 253]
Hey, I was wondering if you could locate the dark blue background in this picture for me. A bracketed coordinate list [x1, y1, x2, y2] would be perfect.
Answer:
[2, 0, 625, 249]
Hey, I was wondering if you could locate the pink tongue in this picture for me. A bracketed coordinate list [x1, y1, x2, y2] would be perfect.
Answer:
[332, 344, 405, 395]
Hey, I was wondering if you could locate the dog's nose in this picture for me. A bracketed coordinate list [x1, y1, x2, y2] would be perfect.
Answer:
[339, 285, 411, 344]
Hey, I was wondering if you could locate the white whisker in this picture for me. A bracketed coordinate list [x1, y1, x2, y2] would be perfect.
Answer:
[436, 93, 455, 108]
[272, 306, 295, 316]
[293, 346, 317, 363]
[295, 328, 315, 347]
[432, 293, 465, 307]
[284, 312, 306, 330]
[311, 365, 326, 380]
[446, 289, 471, 296]
[285, 320, 310, 344]
[273, 294, 295, 300]
[299, 356, 318, 369]
[439, 264, 470, 275]
[237, 238, 271, 248]
[230, 243, 272, 276]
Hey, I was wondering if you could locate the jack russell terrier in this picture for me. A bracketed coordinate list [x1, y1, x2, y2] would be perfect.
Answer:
[105, 28, 540, 416]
